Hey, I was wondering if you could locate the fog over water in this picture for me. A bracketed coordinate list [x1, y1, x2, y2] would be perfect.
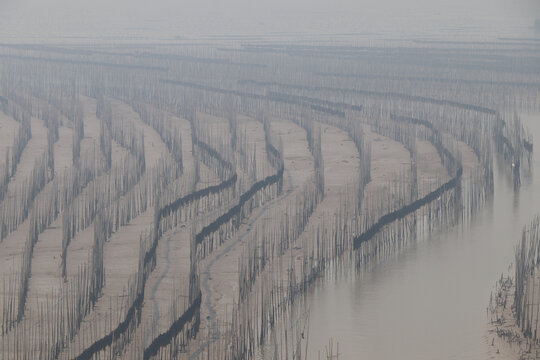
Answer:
[0, 0, 539, 40]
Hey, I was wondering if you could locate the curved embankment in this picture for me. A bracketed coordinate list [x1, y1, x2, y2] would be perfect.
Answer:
[0, 114, 50, 326]
[162, 117, 292, 358]
[162, 76, 474, 338]
[67, 114, 247, 359]
[137, 113, 196, 339]
[0, 114, 47, 253]
[70, 97, 482, 360]
[354, 117, 463, 250]
[210, 119, 359, 359]
[56, 100, 178, 359]
[80, 99, 168, 301]
[0, 98, 105, 350]
[18, 124, 74, 321]
[163, 79, 510, 180]
[241, 79, 519, 178]
[271, 120, 361, 290]
[143, 117, 287, 359]
[134, 112, 237, 350]
[240, 79, 519, 170]
[62, 97, 130, 278]
[244, 113, 460, 358]
[20, 97, 169, 358]
[11, 79, 491, 359]
[197, 118, 310, 336]
[69, 108, 274, 359]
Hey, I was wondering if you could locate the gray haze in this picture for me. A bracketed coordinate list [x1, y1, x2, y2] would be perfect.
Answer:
[1, 0, 539, 41]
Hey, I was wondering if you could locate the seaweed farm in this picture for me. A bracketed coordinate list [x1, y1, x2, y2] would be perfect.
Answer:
[0, 37, 538, 359]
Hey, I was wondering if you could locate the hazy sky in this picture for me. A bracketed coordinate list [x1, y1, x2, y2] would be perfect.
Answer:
[0, 0, 539, 40]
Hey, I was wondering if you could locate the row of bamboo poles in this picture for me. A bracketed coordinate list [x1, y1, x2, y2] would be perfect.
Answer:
[0, 42, 532, 359]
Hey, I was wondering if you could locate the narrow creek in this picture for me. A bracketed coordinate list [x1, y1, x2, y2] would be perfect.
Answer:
[304, 112, 540, 359]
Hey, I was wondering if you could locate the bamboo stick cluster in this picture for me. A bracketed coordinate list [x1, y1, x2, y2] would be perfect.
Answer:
[0, 40, 535, 359]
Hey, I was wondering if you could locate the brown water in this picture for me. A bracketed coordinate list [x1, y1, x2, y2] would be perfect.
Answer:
[305, 113, 540, 359]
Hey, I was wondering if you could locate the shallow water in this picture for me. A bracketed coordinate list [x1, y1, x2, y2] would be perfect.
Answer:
[304, 112, 540, 359]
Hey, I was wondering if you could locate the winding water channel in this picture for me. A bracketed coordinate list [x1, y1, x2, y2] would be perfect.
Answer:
[304, 112, 540, 359]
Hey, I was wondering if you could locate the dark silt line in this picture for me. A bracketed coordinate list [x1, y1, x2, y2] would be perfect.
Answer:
[190, 167, 294, 359]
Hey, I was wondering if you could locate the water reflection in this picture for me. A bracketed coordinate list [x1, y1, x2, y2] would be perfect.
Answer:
[304, 113, 540, 359]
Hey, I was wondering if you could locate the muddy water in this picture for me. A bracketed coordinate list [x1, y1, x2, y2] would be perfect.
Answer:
[304, 113, 540, 359]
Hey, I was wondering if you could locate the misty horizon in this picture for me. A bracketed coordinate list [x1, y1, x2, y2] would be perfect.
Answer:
[1, 0, 539, 41]
[1, 1, 540, 359]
